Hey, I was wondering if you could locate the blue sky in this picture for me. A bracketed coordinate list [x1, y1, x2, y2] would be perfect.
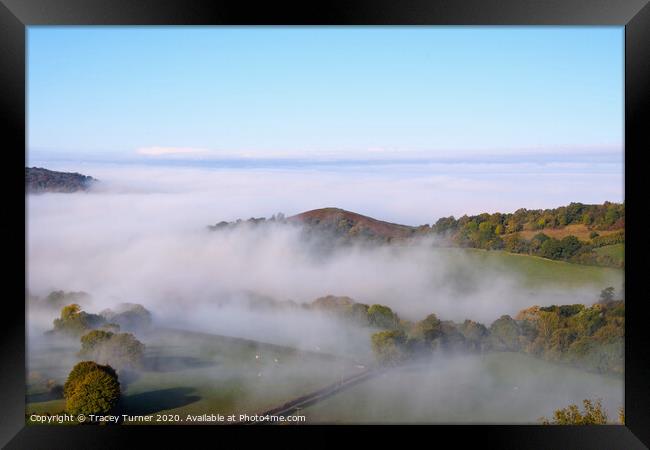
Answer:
[28, 26, 623, 161]
[27, 27, 624, 219]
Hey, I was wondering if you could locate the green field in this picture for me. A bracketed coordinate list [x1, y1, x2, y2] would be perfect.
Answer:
[447, 248, 623, 289]
[26, 329, 369, 423]
[594, 244, 625, 266]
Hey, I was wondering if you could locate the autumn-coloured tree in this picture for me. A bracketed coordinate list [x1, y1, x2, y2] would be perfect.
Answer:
[541, 399, 608, 425]
[63, 361, 120, 416]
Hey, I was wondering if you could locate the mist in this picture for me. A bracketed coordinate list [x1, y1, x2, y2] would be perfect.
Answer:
[25, 162, 625, 424]
[27, 163, 620, 343]
[302, 352, 624, 424]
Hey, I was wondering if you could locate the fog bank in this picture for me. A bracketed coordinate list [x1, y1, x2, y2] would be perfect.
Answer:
[27, 164, 621, 348]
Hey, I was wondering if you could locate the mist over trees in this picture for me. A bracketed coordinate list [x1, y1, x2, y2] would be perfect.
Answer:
[49, 304, 109, 337]
[364, 289, 624, 375]
[78, 330, 145, 370]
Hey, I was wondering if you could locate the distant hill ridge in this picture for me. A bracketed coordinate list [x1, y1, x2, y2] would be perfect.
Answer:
[288, 207, 417, 241]
[208, 207, 421, 243]
[26, 167, 97, 193]
[208, 202, 624, 267]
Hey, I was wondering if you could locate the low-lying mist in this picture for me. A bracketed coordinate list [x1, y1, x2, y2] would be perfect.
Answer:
[302, 352, 624, 424]
[27, 164, 620, 353]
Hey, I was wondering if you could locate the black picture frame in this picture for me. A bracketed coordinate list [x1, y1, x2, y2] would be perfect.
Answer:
[2, 1, 649, 448]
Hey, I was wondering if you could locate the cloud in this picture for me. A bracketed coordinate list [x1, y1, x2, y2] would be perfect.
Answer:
[130, 143, 624, 162]
[136, 146, 211, 156]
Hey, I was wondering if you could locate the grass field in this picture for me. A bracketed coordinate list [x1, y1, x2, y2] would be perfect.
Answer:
[26, 328, 369, 423]
[594, 244, 625, 265]
[452, 248, 623, 289]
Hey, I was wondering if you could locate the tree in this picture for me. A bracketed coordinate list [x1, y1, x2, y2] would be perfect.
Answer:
[438, 321, 467, 350]
[559, 235, 582, 259]
[478, 221, 495, 243]
[413, 313, 442, 342]
[367, 304, 400, 329]
[488, 315, 521, 351]
[539, 238, 563, 259]
[599, 287, 615, 303]
[348, 302, 370, 326]
[100, 303, 152, 333]
[433, 216, 457, 234]
[64, 362, 121, 416]
[503, 233, 529, 254]
[459, 320, 489, 351]
[41, 291, 91, 311]
[51, 304, 107, 336]
[78, 330, 145, 370]
[371, 330, 408, 365]
[79, 329, 114, 356]
[541, 399, 608, 425]
[63, 361, 117, 398]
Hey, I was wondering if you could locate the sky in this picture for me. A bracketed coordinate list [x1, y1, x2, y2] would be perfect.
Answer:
[26, 27, 624, 222]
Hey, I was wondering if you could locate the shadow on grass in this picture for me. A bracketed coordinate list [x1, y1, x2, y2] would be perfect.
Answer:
[26, 391, 62, 403]
[121, 387, 201, 415]
[141, 356, 218, 373]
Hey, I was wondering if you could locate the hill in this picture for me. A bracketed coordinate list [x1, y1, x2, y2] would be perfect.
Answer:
[288, 208, 418, 243]
[26, 167, 97, 193]
[208, 207, 420, 244]
[207, 202, 624, 267]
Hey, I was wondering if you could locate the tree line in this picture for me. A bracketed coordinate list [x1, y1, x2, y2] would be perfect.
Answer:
[431, 202, 624, 267]
[312, 289, 624, 376]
